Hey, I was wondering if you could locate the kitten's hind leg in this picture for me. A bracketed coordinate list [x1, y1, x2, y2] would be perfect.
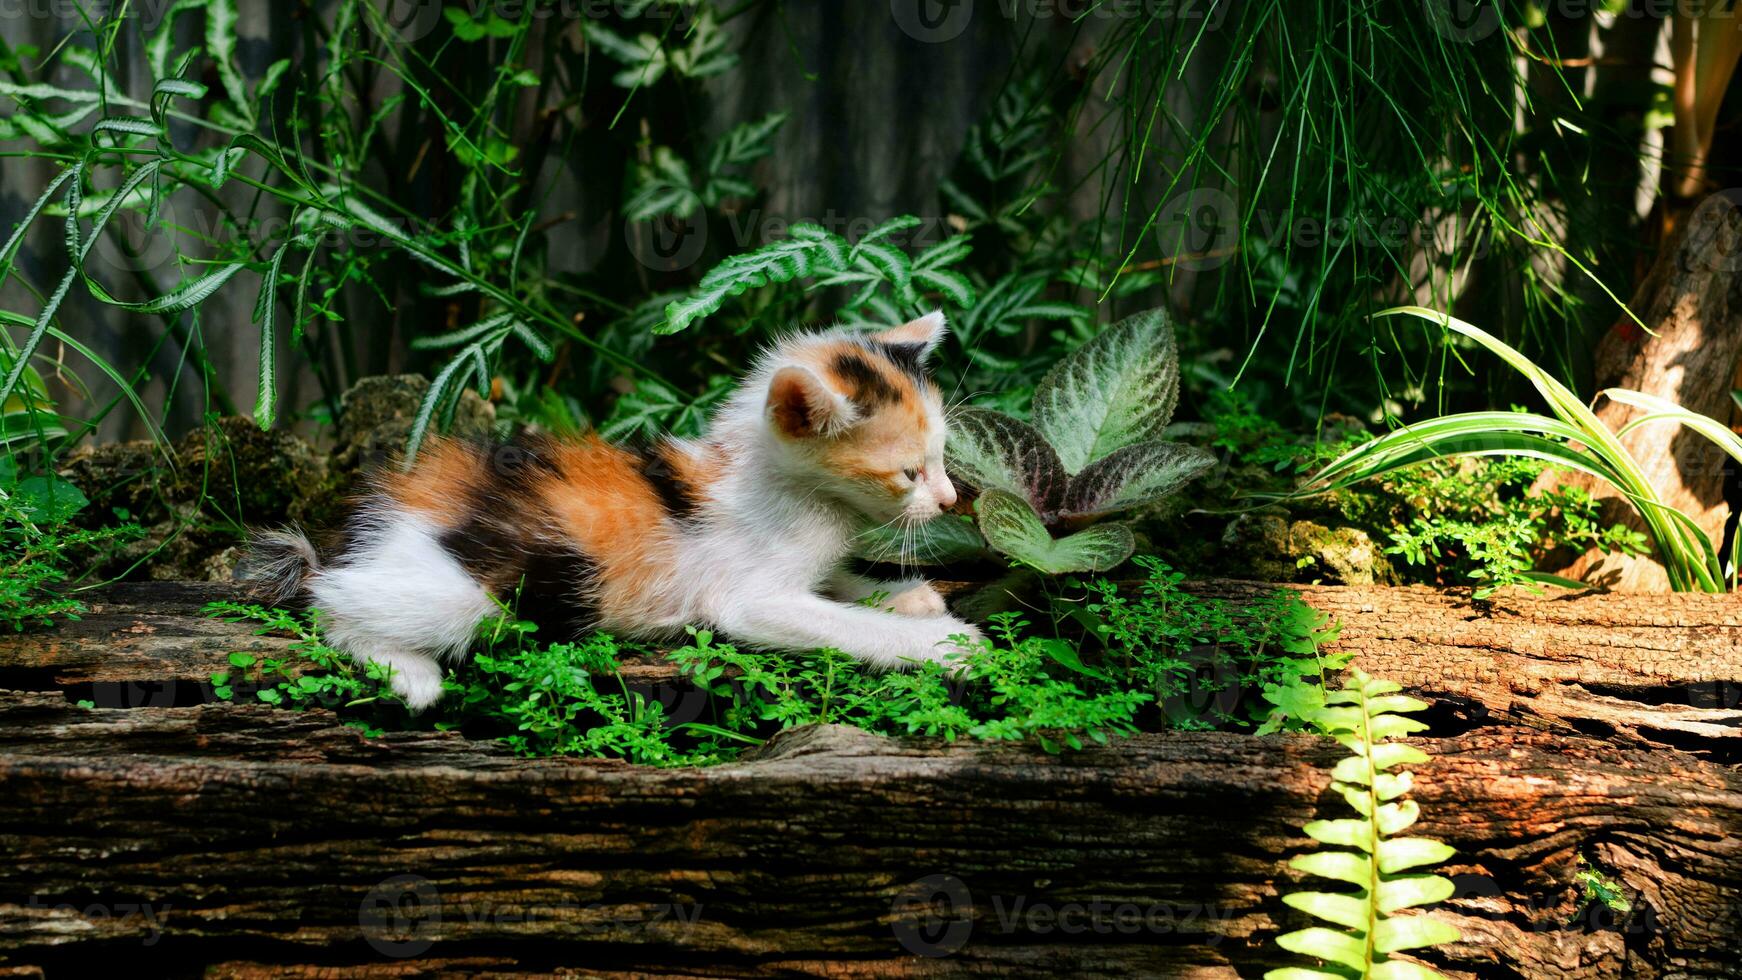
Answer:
[306, 508, 497, 711]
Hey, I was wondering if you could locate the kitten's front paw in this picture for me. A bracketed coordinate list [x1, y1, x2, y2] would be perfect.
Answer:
[918, 619, 984, 672]
[889, 581, 948, 617]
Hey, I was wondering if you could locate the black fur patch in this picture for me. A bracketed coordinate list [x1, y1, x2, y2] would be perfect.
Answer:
[875, 340, 928, 378]
[437, 505, 528, 585]
[630, 441, 699, 522]
[437, 436, 600, 639]
[506, 545, 600, 639]
[832, 351, 901, 409]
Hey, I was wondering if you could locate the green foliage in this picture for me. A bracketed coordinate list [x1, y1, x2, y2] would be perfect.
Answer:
[946, 309, 1217, 573]
[1084, 556, 1349, 731]
[625, 112, 789, 221]
[1076, 0, 1644, 404]
[1203, 393, 1648, 596]
[1330, 453, 1648, 599]
[203, 558, 1342, 761]
[0, 460, 141, 632]
[975, 488, 1135, 574]
[1267, 670, 1460, 980]
[849, 513, 991, 567]
[659, 216, 975, 335]
[1572, 854, 1632, 918]
[204, 602, 400, 734]
[1300, 308, 1742, 592]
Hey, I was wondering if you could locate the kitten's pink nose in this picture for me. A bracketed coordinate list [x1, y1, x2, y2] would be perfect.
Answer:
[934, 476, 958, 509]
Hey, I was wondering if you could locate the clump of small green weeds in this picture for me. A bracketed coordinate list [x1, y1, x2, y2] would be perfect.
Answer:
[1572, 853, 1632, 918]
[204, 558, 1348, 765]
[1208, 395, 1649, 597]
[204, 602, 400, 737]
[1, 461, 142, 632]
[1340, 454, 1649, 597]
[1076, 556, 1350, 731]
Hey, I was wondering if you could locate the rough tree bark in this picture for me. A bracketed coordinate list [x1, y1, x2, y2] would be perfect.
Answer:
[2, 694, 1740, 979]
[2, 582, 1740, 977]
[1546, 188, 1742, 592]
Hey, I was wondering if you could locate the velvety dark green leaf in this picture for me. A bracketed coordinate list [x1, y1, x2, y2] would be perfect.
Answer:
[1032, 306, 1181, 473]
[1061, 440, 1216, 518]
[975, 489, 1133, 573]
[945, 408, 1067, 515]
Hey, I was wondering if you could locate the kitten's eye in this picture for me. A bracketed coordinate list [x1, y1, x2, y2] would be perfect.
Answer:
[903, 467, 920, 482]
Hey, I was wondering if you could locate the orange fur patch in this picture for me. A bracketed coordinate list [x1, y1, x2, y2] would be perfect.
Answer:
[380, 438, 486, 526]
[525, 436, 683, 625]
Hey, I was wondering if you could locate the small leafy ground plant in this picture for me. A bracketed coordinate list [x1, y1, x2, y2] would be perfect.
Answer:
[1, 460, 141, 632]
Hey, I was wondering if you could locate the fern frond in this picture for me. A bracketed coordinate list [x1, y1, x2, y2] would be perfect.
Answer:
[659, 224, 849, 334]
[1267, 669, 1459, 980]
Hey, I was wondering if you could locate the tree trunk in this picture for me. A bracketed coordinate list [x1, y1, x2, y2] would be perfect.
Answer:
[1547, 188, 1742, 592]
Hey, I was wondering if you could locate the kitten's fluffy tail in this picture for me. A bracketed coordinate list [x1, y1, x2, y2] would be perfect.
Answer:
[237, 526, 321, 605]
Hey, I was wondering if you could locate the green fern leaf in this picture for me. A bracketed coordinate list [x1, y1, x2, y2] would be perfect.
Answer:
[1376, 838, 1457, 875]
[1368, 961, 1449, 980]
[1373, 915, 1462, 954]
[1269, 668, 1459, 980]
[659, 223, 848, 334]
[1282, 892, 1369, 932]
[1375, 875, 1456, 914]
[1276, 926, 1367, 971]
[1375, 800, 1421, 836]
[1303, 819, 1374, 852]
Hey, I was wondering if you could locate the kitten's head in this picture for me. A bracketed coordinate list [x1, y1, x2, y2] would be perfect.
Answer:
[762, 311, 956, 525]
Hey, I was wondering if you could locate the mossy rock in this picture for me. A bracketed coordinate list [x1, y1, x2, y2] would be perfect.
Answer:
[331, 374, 496, 480]
[175, 417, 335, 524]
[61, 419, 334, 580]
[1218, 512, 1396, 586]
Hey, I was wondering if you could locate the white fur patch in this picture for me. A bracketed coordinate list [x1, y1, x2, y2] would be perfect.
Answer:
[306, 508, 495, 710]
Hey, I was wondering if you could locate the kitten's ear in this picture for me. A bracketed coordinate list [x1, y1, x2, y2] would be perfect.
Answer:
[869, 309, 948, 360]
[767, 365, 856, 439]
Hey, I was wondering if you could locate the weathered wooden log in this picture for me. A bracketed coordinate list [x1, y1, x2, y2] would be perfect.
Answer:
[0, 692, 1737, 978]
[7, 581, 1739, 752]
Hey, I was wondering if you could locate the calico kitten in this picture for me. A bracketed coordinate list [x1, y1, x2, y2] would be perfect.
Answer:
[246, 311, 982, 709]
